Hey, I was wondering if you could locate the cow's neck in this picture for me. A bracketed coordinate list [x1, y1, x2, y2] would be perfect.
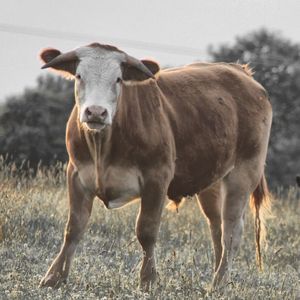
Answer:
[82, 127, 111, 193]
[112, 80, 165, 149]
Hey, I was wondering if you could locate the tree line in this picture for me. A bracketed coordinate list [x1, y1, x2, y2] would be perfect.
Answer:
[0, 29, 299, 188]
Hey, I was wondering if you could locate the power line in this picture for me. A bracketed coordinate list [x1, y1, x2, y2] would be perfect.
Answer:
[0, 22, 206, 57]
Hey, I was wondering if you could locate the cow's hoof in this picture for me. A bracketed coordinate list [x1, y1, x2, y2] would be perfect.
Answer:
[39, 272, 66, 289]
[211, 273, 230, 291]
[139, 277, 157, 292]
[139, 281, 150, 292]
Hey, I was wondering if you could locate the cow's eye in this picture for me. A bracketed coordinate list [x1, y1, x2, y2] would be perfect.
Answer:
[75, 74, 81, 80]
[116, 77, 121, 83]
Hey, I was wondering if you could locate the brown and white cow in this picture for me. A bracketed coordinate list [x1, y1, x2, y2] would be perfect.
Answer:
[39, 43, 272, 290]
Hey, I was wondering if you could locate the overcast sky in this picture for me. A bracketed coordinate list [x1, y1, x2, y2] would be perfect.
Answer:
[1, 0, 300, 102]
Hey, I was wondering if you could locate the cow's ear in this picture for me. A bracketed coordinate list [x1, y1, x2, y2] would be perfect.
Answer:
[121, 59, 160, 82]
[39, 48, 79, 79]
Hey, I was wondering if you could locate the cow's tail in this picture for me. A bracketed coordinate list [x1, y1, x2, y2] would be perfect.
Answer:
[249, 173, 271, 270]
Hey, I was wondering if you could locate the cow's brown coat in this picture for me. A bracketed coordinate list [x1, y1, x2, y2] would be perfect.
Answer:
[39, 45, 272, 290]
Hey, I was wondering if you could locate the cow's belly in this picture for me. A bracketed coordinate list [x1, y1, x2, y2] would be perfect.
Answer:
[168, 159, 234, 200]
[77, 163, 142, 209]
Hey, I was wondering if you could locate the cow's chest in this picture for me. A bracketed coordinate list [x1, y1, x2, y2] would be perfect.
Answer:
[78, 163, 142, 209]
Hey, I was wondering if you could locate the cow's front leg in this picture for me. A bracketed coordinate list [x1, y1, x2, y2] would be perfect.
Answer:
[40, 163, 94, 288]
[136, 178, 167, 291]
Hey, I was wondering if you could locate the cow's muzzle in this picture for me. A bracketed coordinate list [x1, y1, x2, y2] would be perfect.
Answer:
[83, 105, 108, 130]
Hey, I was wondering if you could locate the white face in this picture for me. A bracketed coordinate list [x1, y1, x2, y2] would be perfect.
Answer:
[74, 47, 125, 130]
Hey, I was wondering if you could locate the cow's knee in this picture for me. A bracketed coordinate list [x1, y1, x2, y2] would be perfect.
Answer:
[64, 218, 82, 244]
[136, 224, 157, 252]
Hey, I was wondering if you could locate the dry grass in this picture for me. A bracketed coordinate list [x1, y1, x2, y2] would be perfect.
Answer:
[0, 161, 299, 299]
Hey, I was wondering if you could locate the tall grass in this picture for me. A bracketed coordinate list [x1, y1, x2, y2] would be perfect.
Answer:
[0, 161, 299, 299]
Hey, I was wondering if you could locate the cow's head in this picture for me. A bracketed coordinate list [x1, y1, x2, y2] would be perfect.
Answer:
[39, 43, 160, 131]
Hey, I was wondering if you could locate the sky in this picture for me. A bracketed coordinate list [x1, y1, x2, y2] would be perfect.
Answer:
[0, 0, 300, 102]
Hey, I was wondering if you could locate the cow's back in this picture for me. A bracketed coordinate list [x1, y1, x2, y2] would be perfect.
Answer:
[157, 63, 272, 200]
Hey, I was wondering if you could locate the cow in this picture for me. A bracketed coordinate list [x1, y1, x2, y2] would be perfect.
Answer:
[38, 43, 272, 290]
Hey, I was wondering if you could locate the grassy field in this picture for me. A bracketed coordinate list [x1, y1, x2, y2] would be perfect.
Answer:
[0, 162, 299, 299]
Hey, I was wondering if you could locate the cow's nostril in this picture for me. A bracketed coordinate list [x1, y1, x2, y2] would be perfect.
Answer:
[100, 109, 108, 118]
[86, 108, 92, 117]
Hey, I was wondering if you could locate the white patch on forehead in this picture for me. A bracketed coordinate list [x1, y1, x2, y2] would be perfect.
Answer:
[75, 46, 126, 83]
[75, 46, 125, 80]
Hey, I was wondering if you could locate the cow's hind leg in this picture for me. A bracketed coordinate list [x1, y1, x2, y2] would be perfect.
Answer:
[197, 181, 223, 271]
[212, 166, 257, 288]
[40, 163, 94, 288]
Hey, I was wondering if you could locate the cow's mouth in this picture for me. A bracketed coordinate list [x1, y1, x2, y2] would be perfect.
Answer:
[84, 121, 106, 131]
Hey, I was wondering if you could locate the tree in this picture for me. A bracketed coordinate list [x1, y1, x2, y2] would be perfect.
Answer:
[209, 29, 300, 187]
[0, 75, 74, 167]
